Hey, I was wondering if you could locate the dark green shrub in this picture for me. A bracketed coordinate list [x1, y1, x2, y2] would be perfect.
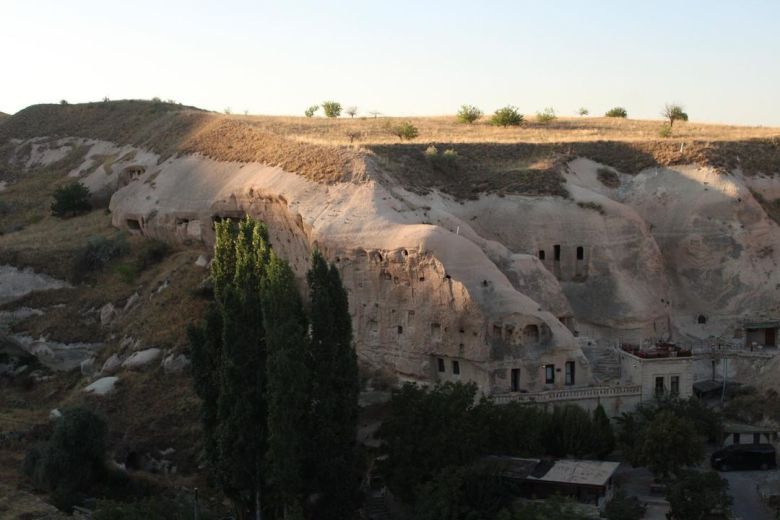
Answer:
[73, 233, 129, 277]
[490, 106, 524, 127]
[456, 105, 483, 124]
[304, 104, 319, 117]
[578, 107, 589, 116]
[666, 470, 732, 520]
[22, 407, 108, 510]
[605, 107, 628, 118]
[137, 239, 170, 269]
[51, 182, 91, 217]
[391, 121, 419, 140]
[322, 101, 342, 118]
[603, 489, 646, 520]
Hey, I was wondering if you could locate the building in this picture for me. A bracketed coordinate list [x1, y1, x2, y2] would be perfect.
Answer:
[486, 456, 620, 510]
[722, 423, 777, 447]
[618, 343, 694, 402]
[742, 320, 779, 349]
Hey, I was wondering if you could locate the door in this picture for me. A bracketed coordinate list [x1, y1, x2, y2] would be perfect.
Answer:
[766, 328, 776, 347]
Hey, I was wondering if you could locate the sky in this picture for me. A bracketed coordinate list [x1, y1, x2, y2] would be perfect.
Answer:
[2, 0, 780, 125]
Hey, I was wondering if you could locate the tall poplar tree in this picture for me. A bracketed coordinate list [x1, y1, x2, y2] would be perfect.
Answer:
[191, 217, 271, 520]
[264, 252, 309, 519]
[305, 251, 360, 519]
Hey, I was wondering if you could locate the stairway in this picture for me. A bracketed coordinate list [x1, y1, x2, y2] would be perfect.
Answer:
[581, 342, 621, 384]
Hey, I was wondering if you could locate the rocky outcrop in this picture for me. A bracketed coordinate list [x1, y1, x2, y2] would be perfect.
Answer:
[4, 131, 780, 395]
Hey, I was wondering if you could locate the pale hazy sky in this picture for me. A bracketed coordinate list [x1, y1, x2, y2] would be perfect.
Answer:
[2, 0, 779, 125]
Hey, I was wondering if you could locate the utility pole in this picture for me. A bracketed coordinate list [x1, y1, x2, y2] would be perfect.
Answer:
[721, 357, 728, 405]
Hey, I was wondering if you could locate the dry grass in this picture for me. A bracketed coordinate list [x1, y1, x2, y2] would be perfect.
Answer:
[236, 114, 780, 145]
[2, 101, 780, 201]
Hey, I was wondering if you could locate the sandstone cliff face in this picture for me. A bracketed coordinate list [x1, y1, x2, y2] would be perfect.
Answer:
[5, 133, 780, 394]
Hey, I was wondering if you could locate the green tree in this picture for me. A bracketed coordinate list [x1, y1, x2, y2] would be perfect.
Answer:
[305, 251, 360, 519]
[663, 103, 689, 127]
[666, 470, 732, 520]
[456, 105, 483, 124]
[51, 182, 91, 217]
[322, 101, 342, 117]
[477, 400, 548, 456]
[22, 407, 108, 510]
[602, 489, 646, 520]
[633, 410, 703, 479]
[390, 121, 419, 140]
[577, 107, 589, 116]
[605, 107, 628, 118]
[190, 217, 271, 520]
[263, 252, 309, 519]
[544, 405, 596, 457]
[376, 382, 485, 502]
[414, 461, 514, 520]
[592, 404, 616, 459]
[490, 106, 524, 127]
[304, 105, 319, 117]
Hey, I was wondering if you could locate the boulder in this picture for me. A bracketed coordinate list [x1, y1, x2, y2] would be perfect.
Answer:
[84, 376, 119, 396]
[101, 353, 122, 374]
[49, 409, 62, 420]
[121, 348, 162, 370]
[162, 353, 190, 373]
[195, 255, 209, 268]
[100, 303, 116, 326]
[123, 292, 140, 312]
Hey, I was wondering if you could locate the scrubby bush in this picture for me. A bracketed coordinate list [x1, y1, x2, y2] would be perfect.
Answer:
[603, 489, 646, 520]
[666, 470, 732, 520]
[51, 182, 91, 217]
[22, 407, 108, 511]
[59, 99, 69, 105]
[490, 106, 524, 127]
[345, 106, 358, 118]
[391, 121, 419, 140]
[304, 104, 319, 117]
[456, 105, 483, 124]
[322, 101, 342, 118]
[424, 146, 459, 170]
[536, 107, 557, 123]
[577, 107, 589, 116]
[73, 233, 129, 277]
[605, 107, 628, 118]
[663, 103, 689, 127]
[659, 123, 673, 138]
[223, 107, 232, 115]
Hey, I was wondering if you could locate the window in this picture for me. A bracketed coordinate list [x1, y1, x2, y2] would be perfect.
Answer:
[576, 246, 584, 260]
[697, 314, 707, 324]
[754, 433, 761, 444]
[733, 433, 741, 444]
[554, 244, 561, 261]
[545, 364, 555, 384]
[670, 376, 679, 396]
[655, 376, 665, 397]
[437, 358, 445, 373]
[452, 360, 460, 375]
[565, 361, 576, 386]
[511, 368, 520, 392]
[397, 325, 403, 334]
[524, 324, 540, 344]
[538, 250, 546, 260]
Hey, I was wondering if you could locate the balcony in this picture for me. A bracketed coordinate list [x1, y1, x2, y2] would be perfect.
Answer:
[492, 384, 641, 405]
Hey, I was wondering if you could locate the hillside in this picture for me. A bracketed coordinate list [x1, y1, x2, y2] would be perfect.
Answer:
[1, 100, 780, 512]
